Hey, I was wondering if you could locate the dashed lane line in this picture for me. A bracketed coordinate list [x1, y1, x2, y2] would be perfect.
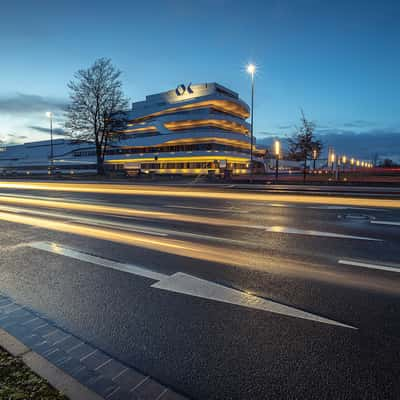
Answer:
[165, 205, 249, 214]
[338, 259, 400, 273]
[370, 220, 400, 227]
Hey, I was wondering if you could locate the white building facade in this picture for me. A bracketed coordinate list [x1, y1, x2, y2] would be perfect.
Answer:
[0, 83, 266, 176]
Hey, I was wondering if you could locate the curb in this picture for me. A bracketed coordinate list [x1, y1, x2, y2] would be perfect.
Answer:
[0, 328, 102, 400]
[0, 293, 188, 400]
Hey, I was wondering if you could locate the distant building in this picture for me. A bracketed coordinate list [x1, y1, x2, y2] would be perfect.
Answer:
[0, 83, 266, 176]
[0, 139, 97, 176]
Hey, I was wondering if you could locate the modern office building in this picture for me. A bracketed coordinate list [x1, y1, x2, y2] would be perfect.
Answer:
[0, 83, 266, 176]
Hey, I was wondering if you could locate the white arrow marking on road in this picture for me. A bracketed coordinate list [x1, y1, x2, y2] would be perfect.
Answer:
[338, 259, 400, 273]
[29, 241, 168, 281]
[27, 242, 356, 329]
[151, 273, 355, 329]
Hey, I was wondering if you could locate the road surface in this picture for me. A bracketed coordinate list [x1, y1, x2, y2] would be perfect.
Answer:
[0, 181, 399, 399]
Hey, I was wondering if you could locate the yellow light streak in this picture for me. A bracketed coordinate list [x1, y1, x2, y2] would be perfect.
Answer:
[0, 211, 260, 269]
[106, 156, 249, 164]
[0, 195, 257, 228]
[0, 182, 400, 208]
[127, 99, 250, 122]
[120, 126, 158, 134]
[0, 210, 398, 295]
[164, 119, 249, 135]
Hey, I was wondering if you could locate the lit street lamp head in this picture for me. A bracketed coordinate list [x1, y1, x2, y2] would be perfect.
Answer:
[274, 140, 280, 157]
[46, 111, 53, 119]
[246, 63, 256, 76]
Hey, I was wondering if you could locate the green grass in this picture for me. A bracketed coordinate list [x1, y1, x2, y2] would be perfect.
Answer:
[0, 346, 68, 400]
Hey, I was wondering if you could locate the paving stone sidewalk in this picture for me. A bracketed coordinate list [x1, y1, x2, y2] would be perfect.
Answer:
[0, 293, 187, 400]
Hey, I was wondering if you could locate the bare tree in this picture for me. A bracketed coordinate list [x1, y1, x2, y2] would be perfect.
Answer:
[65, 58, 129, 175]
[287, 110, 322, 182]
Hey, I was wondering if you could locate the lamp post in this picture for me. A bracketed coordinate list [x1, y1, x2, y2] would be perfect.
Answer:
[246, 63, 256, 178]
[274, 139, 280, 183]
[46, 112, 54, 174]
[330, 152, 335, 173]
[312, 148, 318, 171]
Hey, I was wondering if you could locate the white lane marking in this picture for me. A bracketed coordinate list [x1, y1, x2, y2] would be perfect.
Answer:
[27, 241, 355, 329]
[250, 203, 388, 212]
[265, 226, 381, 241]
[370, 220, 400, 226]
[28, 242, 168, 281]
[165, 205, 249, 214]
[338, 259, 400, 273]
[151, 273, 355, 329]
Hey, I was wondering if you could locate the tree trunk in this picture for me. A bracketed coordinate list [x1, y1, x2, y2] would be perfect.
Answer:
[96, 144, 105, 176]
[303, 158, 307, 184]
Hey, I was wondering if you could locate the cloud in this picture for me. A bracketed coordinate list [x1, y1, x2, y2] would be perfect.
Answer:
[6, 134, 29, 140]
[316, 128, 400, 162]
[257, 128, 400, 162]
[277, 125, 293, 130]
[342, 120, 376, 128]
[0, 93, 67, 115]
[257, 131, 279, 137]
[29, 125, 68, 136]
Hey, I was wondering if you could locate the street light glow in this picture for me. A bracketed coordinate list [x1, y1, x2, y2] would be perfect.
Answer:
[350, 158, 355, 165]
[342, 155, 347, 164]
[246, 63, 256, 76]
[313, 149, 317, 159]
[330, 153, 335, 163]
[46, 111, 53, 118]
[274, 140, 280, 157]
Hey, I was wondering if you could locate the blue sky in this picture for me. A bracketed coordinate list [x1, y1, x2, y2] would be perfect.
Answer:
[0, 0, 399, 160]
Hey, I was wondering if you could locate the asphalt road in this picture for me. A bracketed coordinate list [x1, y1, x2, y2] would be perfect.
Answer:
[0, 181, 400, 399]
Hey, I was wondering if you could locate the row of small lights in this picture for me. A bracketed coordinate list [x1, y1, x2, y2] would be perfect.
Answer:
[272, 138, 372, 168]
[329, 153, 373, 168]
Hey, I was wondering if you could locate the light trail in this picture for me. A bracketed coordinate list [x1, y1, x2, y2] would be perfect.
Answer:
[0, 196, 381, 240]
[0, 195, 261, 229]
[0, 210, 399, 295]
[0, 210, 252, 267]
[0, 181, 400, 208]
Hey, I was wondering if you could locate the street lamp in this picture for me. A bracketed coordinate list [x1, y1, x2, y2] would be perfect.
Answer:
[46, 112, 54, 174]
[246, 63, 256, 175]
[312, 148, 318, 171]
[330, 152, 335, 172]
[274, 139, 280, 183]
[341, 155, 346, 173]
